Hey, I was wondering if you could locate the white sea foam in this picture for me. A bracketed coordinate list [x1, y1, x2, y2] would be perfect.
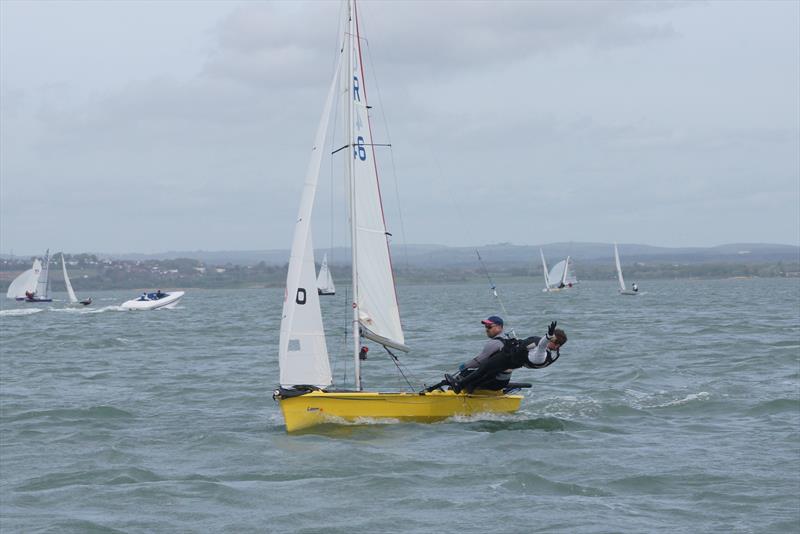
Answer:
[88, 306, 127, 313]
[652, 391, 711, 408]
[0, 308, 45, 317]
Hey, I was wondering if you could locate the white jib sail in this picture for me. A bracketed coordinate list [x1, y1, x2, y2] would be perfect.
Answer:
[36, 250, 50, 298]
[5, 259, 41, 299]
[62, 255, 78, 303]
[548, 259, 566, 286]
[316, 253, 335, 294]
[349, 19, 407, 352]
[540, 249, 551, 289]
[614, 243, 626, 291]
[278, 54, 342, 389]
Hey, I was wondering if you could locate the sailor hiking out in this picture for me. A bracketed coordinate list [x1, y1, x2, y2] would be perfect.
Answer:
[433, 316, 567, 394]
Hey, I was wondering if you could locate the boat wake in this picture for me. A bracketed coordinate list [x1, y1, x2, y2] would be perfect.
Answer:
[0, 308, 45, 317]
[625, 388, 711, 409]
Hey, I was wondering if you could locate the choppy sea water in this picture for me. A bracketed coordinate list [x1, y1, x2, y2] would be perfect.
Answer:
[1, 279, 798, 533]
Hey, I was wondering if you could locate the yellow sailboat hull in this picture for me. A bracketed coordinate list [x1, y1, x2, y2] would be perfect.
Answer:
[278, 389, 523, 432]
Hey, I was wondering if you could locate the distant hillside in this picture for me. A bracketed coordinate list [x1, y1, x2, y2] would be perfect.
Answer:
[46, 242, 797, 267]
[2, 243, 798, 291]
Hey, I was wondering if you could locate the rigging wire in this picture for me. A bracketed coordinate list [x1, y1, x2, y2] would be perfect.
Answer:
[384, 347, 418, 392]
[474, 249, 516, 338]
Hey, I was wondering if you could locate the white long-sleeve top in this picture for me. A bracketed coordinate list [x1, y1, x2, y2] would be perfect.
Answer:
[526, 335, 550, 366]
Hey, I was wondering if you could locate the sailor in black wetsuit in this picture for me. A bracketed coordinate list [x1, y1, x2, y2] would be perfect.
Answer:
[442, 319, 567, 393]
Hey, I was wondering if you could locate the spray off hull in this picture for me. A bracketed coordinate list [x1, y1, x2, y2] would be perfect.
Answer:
[277, 389, 523, 432]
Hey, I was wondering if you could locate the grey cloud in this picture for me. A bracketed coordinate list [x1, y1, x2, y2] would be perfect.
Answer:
[203, 0, 684, 89]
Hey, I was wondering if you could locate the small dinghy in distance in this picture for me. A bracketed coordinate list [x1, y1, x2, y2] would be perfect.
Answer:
[316, 253, 336, 296]
[7, 250, 53, 302]
[61, 254, 92, 306]
[121, 290, 184, 310]
[614, 243, 639, 296]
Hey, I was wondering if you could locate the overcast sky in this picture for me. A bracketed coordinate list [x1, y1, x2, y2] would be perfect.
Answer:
[1, 0, 798, 255]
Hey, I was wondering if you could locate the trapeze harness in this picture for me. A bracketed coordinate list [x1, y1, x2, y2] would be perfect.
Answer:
[446, 336, 561, 393]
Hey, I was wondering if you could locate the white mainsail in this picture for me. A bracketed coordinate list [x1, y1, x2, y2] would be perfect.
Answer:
[316, 253, 336, 295]
[5, 259, 42, 299]
[548, 260, 566, 286]
[62, 254, 79, 303]
[348, 12, 407, 353]
[540, 249, 551, 289]
[277, 53, 342, 389]
[614, 243, 627, 291]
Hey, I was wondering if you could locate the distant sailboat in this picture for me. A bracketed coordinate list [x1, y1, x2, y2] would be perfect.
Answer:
[541, 251, 577, 292]
[316, 253, 336, 295]
[61, 254, 92, 306]
[273, 0, 523, 432]
[6, 250, 52, 302]
[6, 259, 42, 300]
[614, 243, 639, 296]
[540, 249, 551, 292]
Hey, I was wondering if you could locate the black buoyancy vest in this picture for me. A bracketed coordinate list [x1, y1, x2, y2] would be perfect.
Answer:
[500, 336, 560, 370]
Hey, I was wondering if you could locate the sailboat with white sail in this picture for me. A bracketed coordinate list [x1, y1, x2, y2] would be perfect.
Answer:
[6, 250, 52, 302]
[614, 243, 639, 296]
[273, 0, 522, 432]
[61, 254, 92, 306]
[541, 251, 577, 292]
[316, 253, 335, 296]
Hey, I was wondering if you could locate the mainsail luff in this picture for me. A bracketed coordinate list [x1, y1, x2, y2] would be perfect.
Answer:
[62, 254, 78, 303]
[350, 0, 407, 361]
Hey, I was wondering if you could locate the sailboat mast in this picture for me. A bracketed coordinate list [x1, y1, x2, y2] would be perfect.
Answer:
[346, 0, 362, 390]
[40, 249, 51, 298]
[540, 249, 550, 289]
